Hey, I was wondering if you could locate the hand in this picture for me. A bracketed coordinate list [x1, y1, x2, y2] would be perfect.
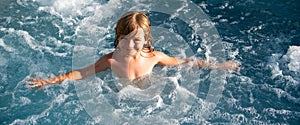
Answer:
[26, 78, 49, 91]
[220, 61, 240, 71]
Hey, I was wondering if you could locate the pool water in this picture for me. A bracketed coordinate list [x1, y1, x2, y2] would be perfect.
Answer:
[0, 0, 299, 124]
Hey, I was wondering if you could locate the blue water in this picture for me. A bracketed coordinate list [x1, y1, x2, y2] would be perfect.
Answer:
[1, 0, 300, 124]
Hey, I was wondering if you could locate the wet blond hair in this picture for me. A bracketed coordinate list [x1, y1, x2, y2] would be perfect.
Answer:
[114, 11, 154, 52]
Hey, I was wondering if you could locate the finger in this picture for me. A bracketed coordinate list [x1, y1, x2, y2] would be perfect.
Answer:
[26, 85, 33, 89]
[32, 78, 40, 82]
[235, 63, 240, 71]
[28, 78, 39, 81]
[233, 63, 238, 70]
[27, 82, 43, 88]
[26, 82, 39, 86]
[230, 62, 238, 69]
[26, 81, 34, 85]
[26, 84, 37, 88]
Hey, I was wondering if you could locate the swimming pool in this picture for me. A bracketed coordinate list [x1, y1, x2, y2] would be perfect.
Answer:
[0, 0, 299, 124]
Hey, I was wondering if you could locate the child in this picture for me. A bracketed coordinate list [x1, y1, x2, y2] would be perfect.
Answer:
[27, 11, 239, 89]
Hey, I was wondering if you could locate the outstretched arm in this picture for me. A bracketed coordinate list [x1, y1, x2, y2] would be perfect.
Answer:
[26, 53, 111, 89]
[193, 60, 240, 71]
[155, 51, 239, 71]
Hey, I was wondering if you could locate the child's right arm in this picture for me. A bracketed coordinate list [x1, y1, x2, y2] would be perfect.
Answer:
[26, 53, 111, 89]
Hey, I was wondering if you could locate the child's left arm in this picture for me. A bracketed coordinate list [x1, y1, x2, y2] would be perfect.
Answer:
[194, 60, 240, 71]
[155, 51, 239, 71]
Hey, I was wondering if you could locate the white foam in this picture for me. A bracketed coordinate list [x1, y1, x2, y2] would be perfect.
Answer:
[0, 38, 16, 52]
[16, 0, 30, 7]
[55, 0, 94, 15]
[263, 108, 299, 117]
[36, 0, 99, 25]
[19, 96, 32, 106]
[36, 0, 95, 16]
[41, 37, 73, 57]
[285, 46, 300, 72]
[10, 93, 71, 125]
[209, 109, 249, 124]
[268, 54, 283, 79]
[2, 28, 72, 57]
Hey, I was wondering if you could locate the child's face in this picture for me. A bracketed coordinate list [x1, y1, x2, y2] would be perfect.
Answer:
[118, 28, 146, 56]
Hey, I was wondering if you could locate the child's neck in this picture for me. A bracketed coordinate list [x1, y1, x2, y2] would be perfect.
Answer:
[120, 51, 143, 60]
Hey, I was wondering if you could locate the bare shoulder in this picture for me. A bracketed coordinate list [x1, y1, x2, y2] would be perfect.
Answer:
[103, 52, 114, 64]
[104, 52, 114, 59]
[153, 50, 183, 66]
[153, 50, 169, 58]
[153, 50, 163, 54]
[152, 50, 172, 63]
[96, 52, 113, 64]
